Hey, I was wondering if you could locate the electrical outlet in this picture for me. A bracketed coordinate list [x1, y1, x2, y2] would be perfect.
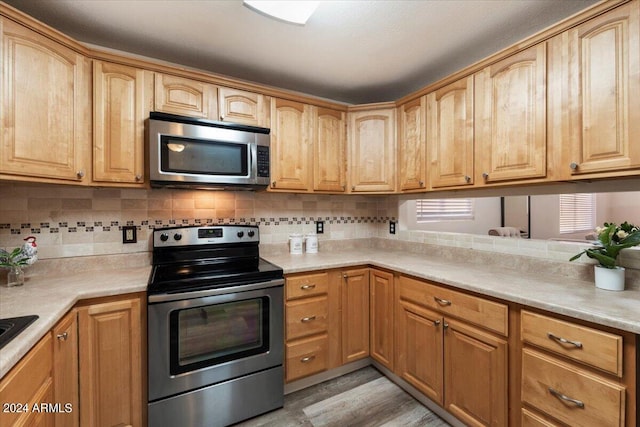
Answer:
[316, 220, 324, 234]
[122, 226, 137, 244]
[389, 221, 396, 234]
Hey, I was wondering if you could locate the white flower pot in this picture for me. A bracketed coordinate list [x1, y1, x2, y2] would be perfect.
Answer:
[594, 265, 625, 291]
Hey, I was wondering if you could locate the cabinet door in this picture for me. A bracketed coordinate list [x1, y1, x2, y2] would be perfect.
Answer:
[444, 318, 508, 427]
[53, 310, 79, 427]
[313, 107, 346, 192]
[78, 296, 143, 427]
[218, 87, 269, 127]
[93, 61, 152, 185]
[370, 269, 394, 370]
[270, 98, 311, 191]
[348, 108, 396, 192]
[427, 76, 474, 188]
[561, 1, 640, 175]
[395, 299, 443, 404]
[154, 73, 217, 119]
[398, 97, 426, 191]
[342, 268, 370, 363]
[0, 19, 90, 183]
[475, 43, 547, 183]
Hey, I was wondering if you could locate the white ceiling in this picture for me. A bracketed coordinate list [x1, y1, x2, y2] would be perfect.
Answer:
[5, 0, 599, 104]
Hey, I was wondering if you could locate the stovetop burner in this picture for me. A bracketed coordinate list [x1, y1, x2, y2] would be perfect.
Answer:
[148, 225, 282, 295]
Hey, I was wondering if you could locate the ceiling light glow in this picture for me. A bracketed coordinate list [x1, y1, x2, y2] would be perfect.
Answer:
[244, 1, 320, 25]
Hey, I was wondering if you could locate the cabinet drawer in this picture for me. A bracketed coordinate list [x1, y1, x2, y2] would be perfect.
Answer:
[521, 310, 623, 377]
[0, 333, 53, 426]
[399, 276, 508, 336]
[285, 334, 328, 382]
[522, 348, 625, 427]
[521, 408, 560, 427]
[286, 272, 329, 300]
[286, 296, 328, 340]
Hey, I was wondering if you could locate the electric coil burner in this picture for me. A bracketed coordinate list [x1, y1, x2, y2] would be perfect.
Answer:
[147, 225, 284, 427]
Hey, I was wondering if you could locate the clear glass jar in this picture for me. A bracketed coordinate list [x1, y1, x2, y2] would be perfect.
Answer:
[6, 266, 24, 287]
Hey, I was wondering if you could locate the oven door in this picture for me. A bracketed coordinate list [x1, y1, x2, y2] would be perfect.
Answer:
[148, 280, 284, 401]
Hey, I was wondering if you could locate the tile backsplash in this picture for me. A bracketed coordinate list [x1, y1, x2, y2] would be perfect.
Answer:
[0, 183, 389, 259]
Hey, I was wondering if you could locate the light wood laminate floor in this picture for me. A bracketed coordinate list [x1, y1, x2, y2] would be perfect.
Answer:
[234, 367, 451, 426]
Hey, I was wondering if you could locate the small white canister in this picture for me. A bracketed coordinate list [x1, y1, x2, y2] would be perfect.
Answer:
[305, 233, 318, 253]
[289, 233, 303, 254]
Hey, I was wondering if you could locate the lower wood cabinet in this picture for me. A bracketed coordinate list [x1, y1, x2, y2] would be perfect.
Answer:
[77, 294, 144, 427]
[395, 275, 508, 427]
[52, 309, 79, 427]
[0, 333, 54, 427]
[341, 268, 370, 364]
[369, 268, 394, 370]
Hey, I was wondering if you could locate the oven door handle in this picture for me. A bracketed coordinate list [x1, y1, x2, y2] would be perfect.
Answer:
[148, 278, 285, 303]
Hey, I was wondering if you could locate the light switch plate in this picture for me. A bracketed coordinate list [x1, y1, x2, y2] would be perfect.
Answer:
[122, 226, 137, 244]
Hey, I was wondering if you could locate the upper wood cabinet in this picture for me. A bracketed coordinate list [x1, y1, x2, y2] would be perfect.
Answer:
[154, 73, 218, 119]
[551, 1, 640, 177]
[218, 87, 270, 127]
[427, 76, 475, 188]
[398, 97, 427, 191]
[0, 18, 91, 184]
[269, 98, 312, 191]
[312, 106, 346, 192]
[475, 43, 547, 184]
[93, 61, 152, 185]
[348, 106, 397, 193]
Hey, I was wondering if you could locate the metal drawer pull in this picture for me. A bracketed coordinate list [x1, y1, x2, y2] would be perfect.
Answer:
[300, 355, 316, 363]
[433, 320, 441, 326]
[548, 388, 585, 408]
[301, 316, 316, 323]
[547, 333, 583, 348]
[434, 297, 452, 306]
[56, 332, 68, 341]
[300, 284, 316, 290]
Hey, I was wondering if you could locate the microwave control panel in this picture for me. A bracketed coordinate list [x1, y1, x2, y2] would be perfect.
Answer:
[257, 146, 270, 177]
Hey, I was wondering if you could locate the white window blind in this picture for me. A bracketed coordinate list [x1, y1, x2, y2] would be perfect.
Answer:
[559, 193, 595, 234]
[416, 198, 474, 222]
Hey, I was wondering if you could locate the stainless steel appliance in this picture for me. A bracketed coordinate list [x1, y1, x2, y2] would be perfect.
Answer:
[147, 225, 284, 427]
[148, 112, 271, 190]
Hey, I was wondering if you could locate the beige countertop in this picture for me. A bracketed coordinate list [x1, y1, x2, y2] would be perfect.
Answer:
[1, 248, 639, 379]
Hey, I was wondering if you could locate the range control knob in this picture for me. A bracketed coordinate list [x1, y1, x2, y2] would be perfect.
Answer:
[160, 233, 169, 242]
[248, 230, 255, 237]
[237, 231, 245, 238]
[174, 233, 182, 241]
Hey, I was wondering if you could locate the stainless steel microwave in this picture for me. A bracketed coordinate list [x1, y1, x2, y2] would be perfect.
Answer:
[148, 112, 271, 190]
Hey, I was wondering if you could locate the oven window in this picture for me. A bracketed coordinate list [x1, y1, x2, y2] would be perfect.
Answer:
[160, 135, 248, 176]
[170, 297, 269, 374]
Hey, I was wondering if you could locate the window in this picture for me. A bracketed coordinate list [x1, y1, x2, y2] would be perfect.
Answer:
[559, 193, 595, 234]
[416, 198, 474, 222]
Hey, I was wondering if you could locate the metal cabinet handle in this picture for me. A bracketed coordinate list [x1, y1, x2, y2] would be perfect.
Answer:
[300, 355, 316, 363]
[56, 332, 68, 341]
[135, 174, 142, 181]
[343, 274, 349, 279]
[482, 172, 489, 180]
[570, 162, 579, 171]
[433, 320, 441, 326]
[301, 316, 316, 323]
[419, 180, 425, 187]
[434, 296, 452, 306]
[300, 284, 316, 290]
[272, 181, 276, 188]
[547, 332, 583, 348]
[76, 170, 85, 179]
[351, 186, 356, 191]
[443, 322, 449, 329]
[341, 185, 346, 191]
[548, 387, 585, 408]
[464, 175, 471, 183]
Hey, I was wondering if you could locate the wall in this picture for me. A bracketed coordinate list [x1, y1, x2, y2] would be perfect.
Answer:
[0, 183, 383, 260]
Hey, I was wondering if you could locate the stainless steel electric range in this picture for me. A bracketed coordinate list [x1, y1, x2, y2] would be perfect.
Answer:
[147, 225, 284, 427]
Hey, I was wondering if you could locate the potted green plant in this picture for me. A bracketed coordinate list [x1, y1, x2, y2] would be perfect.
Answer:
[0, 247, 30, 287]
[570, 222, 640, 291]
